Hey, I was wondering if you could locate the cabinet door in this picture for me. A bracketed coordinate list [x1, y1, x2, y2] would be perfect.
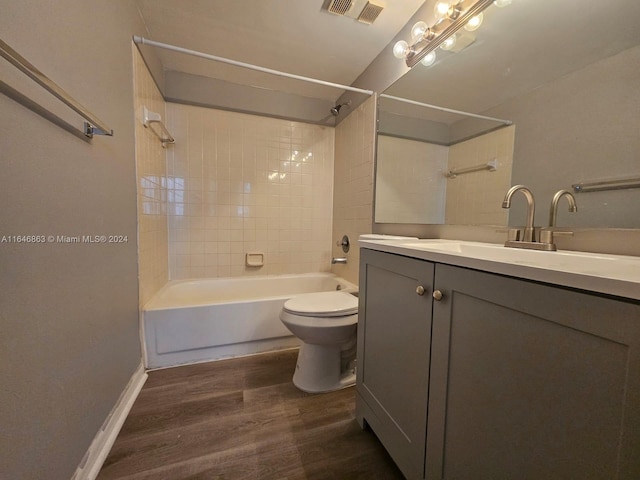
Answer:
[357, 249, 434, 480]
[427, 264, 640, 480]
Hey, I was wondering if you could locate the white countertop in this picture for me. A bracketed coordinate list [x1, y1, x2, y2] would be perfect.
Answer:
[359, 235, 640, 301]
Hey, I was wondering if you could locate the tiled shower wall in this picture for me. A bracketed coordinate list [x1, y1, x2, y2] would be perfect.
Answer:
[374, 125, 515, 228]
[133, 48, 169, 306]
[445, 125, 515, 225]
[331, 96, 376, 284]
[375, 134, 448, 224]
[165, 103, 335, 279]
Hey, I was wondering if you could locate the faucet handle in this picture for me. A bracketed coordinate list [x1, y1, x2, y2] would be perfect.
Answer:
[539, 227, 573, 246]
[552, 230, 574, 237]
[539, 229, 554, 245]
[506, 228, 522, 242]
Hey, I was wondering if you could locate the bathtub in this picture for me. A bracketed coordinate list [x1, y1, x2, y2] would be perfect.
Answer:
[143, 273, 357, 369]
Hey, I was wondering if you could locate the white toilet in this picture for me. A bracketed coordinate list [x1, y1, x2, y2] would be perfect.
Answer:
[280, 291, 358, 393]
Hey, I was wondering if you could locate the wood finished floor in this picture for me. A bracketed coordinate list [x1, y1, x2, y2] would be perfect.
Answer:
[98, 349, 404, 480]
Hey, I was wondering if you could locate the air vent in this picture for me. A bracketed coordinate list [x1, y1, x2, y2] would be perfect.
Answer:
[327, 0, 353, 16]
[357, 1, 384, 24]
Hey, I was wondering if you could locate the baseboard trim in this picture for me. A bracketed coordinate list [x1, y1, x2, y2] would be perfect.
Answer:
[71, 362, 148, 480]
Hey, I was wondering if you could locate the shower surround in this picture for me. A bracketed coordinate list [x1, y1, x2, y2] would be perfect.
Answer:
[165, 103, 335, 279]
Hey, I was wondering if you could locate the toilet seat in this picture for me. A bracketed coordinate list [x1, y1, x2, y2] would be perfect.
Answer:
[283, 291, 358, 317]
[280, 291, 358, 393]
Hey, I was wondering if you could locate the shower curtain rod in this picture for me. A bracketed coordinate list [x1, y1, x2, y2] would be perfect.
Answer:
[380, 94, 512, 125]
[133, 36, 375, 96]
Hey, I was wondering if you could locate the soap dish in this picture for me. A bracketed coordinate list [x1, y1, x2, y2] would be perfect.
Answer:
[246, 252, 265, 267]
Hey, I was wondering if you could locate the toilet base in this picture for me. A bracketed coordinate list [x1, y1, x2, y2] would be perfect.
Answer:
[292, 343, 356, 393]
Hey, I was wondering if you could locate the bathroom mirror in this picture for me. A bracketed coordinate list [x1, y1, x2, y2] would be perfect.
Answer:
[375, 0, 640, 229]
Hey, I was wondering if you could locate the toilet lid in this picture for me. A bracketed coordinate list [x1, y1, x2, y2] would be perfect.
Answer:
[283, 291, 358, 317]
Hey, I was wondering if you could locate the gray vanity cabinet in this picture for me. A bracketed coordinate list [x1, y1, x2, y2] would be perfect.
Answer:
[357, 248, 435, 480]
[428, 264, 640, 480]
[357, 249, 640, 480]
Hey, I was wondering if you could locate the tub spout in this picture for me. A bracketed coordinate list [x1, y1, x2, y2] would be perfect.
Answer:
[332, 257, 348, 264]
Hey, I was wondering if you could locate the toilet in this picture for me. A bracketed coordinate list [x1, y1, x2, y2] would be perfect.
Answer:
[280, 291, 358, 393]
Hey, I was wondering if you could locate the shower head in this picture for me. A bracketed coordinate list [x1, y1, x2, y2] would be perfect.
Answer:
[330, 100, 352, 116]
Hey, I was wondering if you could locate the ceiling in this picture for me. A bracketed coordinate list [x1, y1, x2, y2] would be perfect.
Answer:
[135, 0, 640, 121]
[382, 0, 640, 124]
[135, 0, 426, 102]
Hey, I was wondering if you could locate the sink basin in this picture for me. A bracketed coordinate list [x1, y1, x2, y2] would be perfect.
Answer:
[399, 240, 465, 253]
[358, 236, 640, 298]
[395, 239, 639, 279]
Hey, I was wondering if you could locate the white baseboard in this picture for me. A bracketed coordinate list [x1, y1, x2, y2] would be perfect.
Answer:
[71, 362, 148, 480]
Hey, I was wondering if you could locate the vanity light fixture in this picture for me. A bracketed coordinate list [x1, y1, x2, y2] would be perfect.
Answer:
[464, 12, 483, 31]
[440, 34, 457, 51]
[434, 1, 455, 19]
[393, 0, 500, 68]
[420, 50, 437, 67]
[411, 21, 432, 42]
[392, 40, 412, 59]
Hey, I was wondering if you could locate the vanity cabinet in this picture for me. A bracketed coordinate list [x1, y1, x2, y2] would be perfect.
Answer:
[357, 248, 640, 480]
[357, 248, 434, 479]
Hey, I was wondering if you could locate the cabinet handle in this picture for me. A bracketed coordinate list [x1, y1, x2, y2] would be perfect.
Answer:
[432, 290, 443, 301]
[416, 285, 425, 296]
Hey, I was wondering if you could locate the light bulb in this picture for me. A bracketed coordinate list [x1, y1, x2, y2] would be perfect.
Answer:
[434, 1, 452, 18]
[440, 34, 457, 51]
[411, 21, 429, 42]
[420, 50, 437, 67]
[464, 12, 483, 31]
[493, 0, 512, 7]
[393, 40, 411, 59]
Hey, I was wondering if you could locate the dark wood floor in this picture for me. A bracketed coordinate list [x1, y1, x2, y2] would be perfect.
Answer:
[98, 349, 404, 480]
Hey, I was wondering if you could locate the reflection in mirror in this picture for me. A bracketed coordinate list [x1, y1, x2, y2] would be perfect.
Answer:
[376, 0, 640, 229]
[376, 95, 514, 225]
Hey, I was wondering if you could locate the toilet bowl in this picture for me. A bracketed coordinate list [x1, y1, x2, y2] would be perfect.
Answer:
[280, 291, 358, 393]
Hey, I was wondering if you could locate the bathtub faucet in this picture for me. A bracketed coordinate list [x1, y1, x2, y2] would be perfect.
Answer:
[331, 257, 348, 264]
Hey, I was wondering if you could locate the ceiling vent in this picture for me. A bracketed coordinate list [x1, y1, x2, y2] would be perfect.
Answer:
[357, 1, 384, 24]
[327, 0, 353, 16]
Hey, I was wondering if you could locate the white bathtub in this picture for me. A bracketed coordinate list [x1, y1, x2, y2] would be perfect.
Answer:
[143, 273, 357, 369]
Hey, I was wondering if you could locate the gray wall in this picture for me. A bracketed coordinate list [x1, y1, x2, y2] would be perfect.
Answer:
[484, 44, 640, 229]
[165, 71, 337, 126]
[377, 110, 451, 145]
[0, 1, 150, 478]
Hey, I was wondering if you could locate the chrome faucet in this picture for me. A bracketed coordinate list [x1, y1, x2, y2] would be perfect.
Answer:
[548, 189, 578, 227]
[539, 189, 578, 247]
[502, 185, 536, 242]
[501, 185, 556, 251]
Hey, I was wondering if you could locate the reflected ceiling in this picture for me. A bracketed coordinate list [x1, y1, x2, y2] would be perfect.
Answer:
[384, 0, 640, 122]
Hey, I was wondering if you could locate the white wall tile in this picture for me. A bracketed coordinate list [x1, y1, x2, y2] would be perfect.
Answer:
[133, 48, 169, 306]
[445, 125, 515, 225]
[166, 103, 335, 279]
[375, 134, 449, 224]
[331, 96, 376, 284]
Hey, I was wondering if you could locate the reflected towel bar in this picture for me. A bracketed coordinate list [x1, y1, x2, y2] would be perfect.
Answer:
[143, 106, 175, 147]
[0, 38, 113, 138]
[572, 176, 640, 193]
[446, 159, 497, 178]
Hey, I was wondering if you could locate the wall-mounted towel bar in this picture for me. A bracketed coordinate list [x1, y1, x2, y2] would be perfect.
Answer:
[572, 176, 640, 193]
[446, 159, 497, 179]
[0, 38, 113, 138]
[143, 106, 175, 147]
